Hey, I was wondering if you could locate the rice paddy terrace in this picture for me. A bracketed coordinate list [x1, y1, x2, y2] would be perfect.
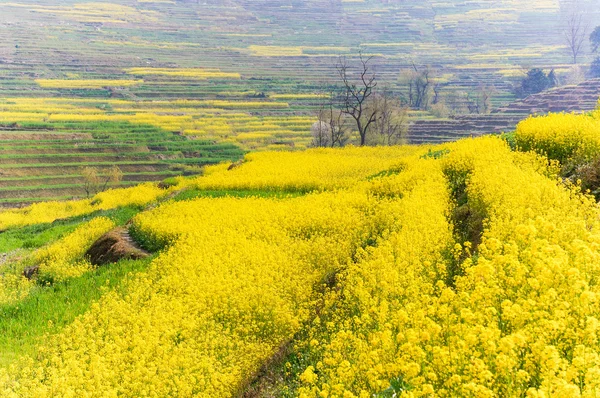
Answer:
[0, 120, 244, 207]
[0, 0, 599, 206]
[409, 79, 600, 144]
[1, 0, 593, 97]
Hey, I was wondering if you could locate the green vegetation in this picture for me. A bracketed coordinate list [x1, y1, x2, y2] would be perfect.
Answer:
[0, 120, 244, 206]
[0, 256, 153, 366]
[0, 0, 598, 205]
[171, 188, 305, 202]
[515, 68, 557, 98]
[0, 206, 140, 253]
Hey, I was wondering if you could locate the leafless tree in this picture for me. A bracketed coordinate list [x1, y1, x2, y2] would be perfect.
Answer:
[311, 121, 330, 147]
[371, 89, 408, 146]
[400, 64, 435, 110]
[564, 13, 588, 64]
[82, 165, 123, 198]
[326, 100, 350, 147]
[479, 84, 496, 114]
[466, 84, 496, 114]
[312, 92, 349, 147]
[336, 52, 378, 146]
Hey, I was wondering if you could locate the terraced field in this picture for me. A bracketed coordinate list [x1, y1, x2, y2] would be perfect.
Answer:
[1, 0, 597, 109]
[409, 79, 600, 143]
[0, 0, 597, 109]
[4, 2, 600, 396]
[0, 120, 243, 207]
[1, 0, 600, 205]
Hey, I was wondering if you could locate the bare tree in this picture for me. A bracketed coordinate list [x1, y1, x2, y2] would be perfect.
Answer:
[336, 52, 378, 146]
[444, 90, 469, 116]
[82, 165, 123, 198]
[564, 13, 588, 64]
[311, 120, 330, 147]
[399, 64, 436, 110]
[82, 167, 101, 198]
[313, 92, 349, 147]
[328, 107, 349, 147]
[411, 63, 432, 110]
[466, 84, 496, 114]
[591, 26, 600, 53]
[479, 84, 496, 114]
[371, 89, 408, 146]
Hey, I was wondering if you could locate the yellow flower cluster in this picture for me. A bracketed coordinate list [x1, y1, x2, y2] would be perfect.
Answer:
[297, 152, 454, 397]
[0, 183, 167, 230]
[0, 97, 307, 149]
[515, 109, 600, 162]
[0, 191, 390, 396]
[194, 146, 417, 192]
[0, 200, 93, 231]
[124, 67, 241, 79]
[35, 79, 143, 89]
[299, 137, 600, 397]
[0, 145, 427, 396]
[247, 46, 350, 57]
[34, 217, 115, 283]
[92, 183, 167, 210]
[0, 272, 32, 306]
[3, 136, 600, 396]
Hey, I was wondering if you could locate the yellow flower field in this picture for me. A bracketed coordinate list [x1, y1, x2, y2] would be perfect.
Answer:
[0, 97, 307, 149]
[124, 68, 241, 79]
[0, 183, 167, 230]
[2, 106, 600, 396]
[35, 79, 143, 89]
[515, 105, 600, 162]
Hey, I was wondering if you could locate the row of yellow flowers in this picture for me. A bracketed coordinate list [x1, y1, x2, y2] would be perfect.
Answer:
[0, 97, 309, 149]
[2, 119, 600, 395]
[0, 147, 421, 396]
[0, 193, 405, 396]
[0, 217, 115, 305]
[514, 101, 600, 163]
[0, 183, 167, 230]
[299, 137, 600, 397]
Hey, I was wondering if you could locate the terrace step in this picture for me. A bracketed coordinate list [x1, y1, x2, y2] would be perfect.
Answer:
[409, 79, 600, 144]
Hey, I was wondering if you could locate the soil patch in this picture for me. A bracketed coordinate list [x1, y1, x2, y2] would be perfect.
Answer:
[85, 227, 150, 266]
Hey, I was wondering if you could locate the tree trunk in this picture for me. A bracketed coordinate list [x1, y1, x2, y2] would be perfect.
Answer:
[358, 120, 366, 146]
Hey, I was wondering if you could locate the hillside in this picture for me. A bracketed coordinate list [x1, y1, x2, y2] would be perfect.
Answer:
[0, 119, 243, 208]
[0, 0, 599, 206]
[409, 78, 600, 144]
[2, 0, 596, 99]
[0, 105, 600, 395]
[4, 0, 600, 396]
[1, 78, 597, 207]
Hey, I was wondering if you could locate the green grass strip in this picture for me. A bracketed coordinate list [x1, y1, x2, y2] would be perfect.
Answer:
[0, 257, 153, 366]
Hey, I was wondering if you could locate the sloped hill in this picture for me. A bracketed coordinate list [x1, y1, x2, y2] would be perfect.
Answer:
[2, 114, 600, 395]
[494, 79, 600, 115]
[0, 121, 243, 208]
[409, 79, 600, 144]
[0, 0, 597, 98]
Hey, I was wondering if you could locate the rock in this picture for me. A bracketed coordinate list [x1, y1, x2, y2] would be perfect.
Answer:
[85, 227, 150, 266]
[23, 265, 40, 280]
[227, 160, 244, 170]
